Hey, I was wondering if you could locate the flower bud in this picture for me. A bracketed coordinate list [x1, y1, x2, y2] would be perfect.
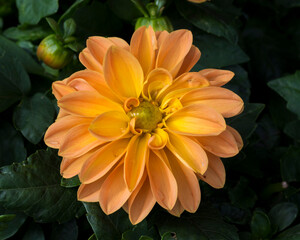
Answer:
[37, 34, 73, 69]
[135, 16, 173, 32]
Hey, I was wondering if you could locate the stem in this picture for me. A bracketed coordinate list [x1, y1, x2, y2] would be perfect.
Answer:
[131, 0, 149, 17]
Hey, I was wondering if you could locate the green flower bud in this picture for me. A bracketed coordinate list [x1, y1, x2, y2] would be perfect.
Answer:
[135, 16, 173, 32]
[37, 34, 73, 69]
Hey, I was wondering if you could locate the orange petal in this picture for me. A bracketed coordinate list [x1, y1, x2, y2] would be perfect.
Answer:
[57, 109, 69, 119]
[89, 111, 130, 141]
[58, 91, 123, 117]
[196, 127, 239, 158]
[108, 37, 130, 50]
[59, 123, 105, 158]
[226, 125, 243, 151]
[143, 68, 172, 100]
[44, 115, 93, 148]
[60, 148, 98, 178]
[86, 37, 114, 65]
[148, 128, 169, 150]
[99, 162, 131, 214]
[128, 176, 156, 224]
[79, 138, 130, 184]
[68, 78, 97, 92]
[147, 151, 177, 210]
[79, 48, 103, 73]
[168, 200, 184, 217]
[124, 134, 150, 191]
[156, 30, 193, 77]
[52, 81, 75, 100]
[166, 149, 201, 213]
[167, 132, 208, 174]
[180, 87, 244, 118]
[199, 69, 234, 86]
[198, 152, 225, 189]
[131, 26, 157, 77]
[165, 104, 226, 136]
[156, 30, 169, 50]
[66, 70, 122, 104]
[177, 45, 201, 76]
[103, 46, 144, 99]
[77, 177, 104, 202]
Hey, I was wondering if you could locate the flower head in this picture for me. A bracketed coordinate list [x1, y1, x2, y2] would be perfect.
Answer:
[44, 26, 244, 224]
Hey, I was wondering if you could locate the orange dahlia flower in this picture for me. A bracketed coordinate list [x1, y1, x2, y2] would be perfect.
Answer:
[44, 26, 244, 224]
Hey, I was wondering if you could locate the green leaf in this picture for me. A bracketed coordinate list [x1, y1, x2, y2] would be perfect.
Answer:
[0, 213, 27, 240]
[22, 222, 45, 240]
[50, 219, 78, 240]
[176, 0, 239, 43]
[46, 17, 62, 36]
[122, 221, 159, 240]
[227, 103, 265, 141]
[0, 121, 26, 167]
[251, 210, 272, 239]
[161, 232, 177, 240]
[63, 18, 76, 38]
[13, 93, 55, 144]
[59, 0, 91, 24]
[83, 202, 132, 240]
[3, 26, 50, 41]
[0, 35, 44, 76]
[155, 205, 239, 240]
[0, 48, 31, 112]
[275, 224, 300, 240]
[0, 148, 83, 223]
[88, 234, 97, 240]
[280, 146, 300, 182]
[269, 202, 298, 232]
[229, 177, 257, 209]
[16, 0, 59, 25]
[193, 32, 249, 69]
[268, 71, 300, 119]
[284, 120, 300, 141]
[61, 176, 81, 188]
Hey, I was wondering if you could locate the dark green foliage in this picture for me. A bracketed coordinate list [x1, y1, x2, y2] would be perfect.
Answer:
[0, 0, 300, 239]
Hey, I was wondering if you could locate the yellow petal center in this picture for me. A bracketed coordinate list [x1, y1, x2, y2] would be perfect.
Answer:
[127, 101, 162, 132]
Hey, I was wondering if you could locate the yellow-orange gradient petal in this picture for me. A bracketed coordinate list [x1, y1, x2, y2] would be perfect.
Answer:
[167, 132, 208, 174]
[144, 68, 172, 100]
[104, 46, 144, 99]
[86, 37, 114, 65]
[60, 148, 98, 178]
[147, 151, 177, 210]
[156, 30, 193, 77]
[44, 115, 93, 149]
[128, 176, 156, 224]
[131, 26, 157, 77]
[165, 104, 226, 136]
[78, 177, 105, 202]
[166, 149, 201, 212]
[227, 125, 243, 150]
[59, 123, 105, 158]
[177, 45, 201, 76]
[99, 162, 131, 214]
[148, 128, 168, 150]
[198, 153, 225, 189]
[89, 111, 130, 141]
[180, 87, 244, 118]
[108, 37, 130, 50]
[124, 134, 150, 191]
[79, 48, 103, 73]
[58, 91, 123, 117]
[196, 127, 240, 158]
[79, 138, 130, 184]
[199, 69, 234, 86]
[52, 81, 74, 100]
